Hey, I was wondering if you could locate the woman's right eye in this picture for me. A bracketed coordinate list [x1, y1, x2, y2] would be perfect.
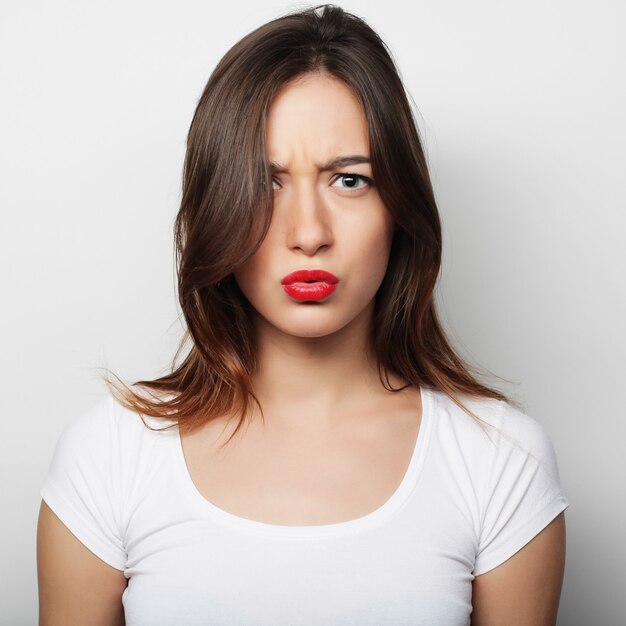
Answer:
[271, 177, 281, 190]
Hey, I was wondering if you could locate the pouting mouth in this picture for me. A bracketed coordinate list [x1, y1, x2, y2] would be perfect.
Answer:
[282, 279, 338, 300]
[281, 269, 339, 285]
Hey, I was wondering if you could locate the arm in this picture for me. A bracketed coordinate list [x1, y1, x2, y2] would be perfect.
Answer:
[471, 512, 566, 626]
[37, 500, 128, 626]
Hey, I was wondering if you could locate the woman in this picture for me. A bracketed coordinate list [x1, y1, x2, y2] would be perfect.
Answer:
[37, 4, 568, 625]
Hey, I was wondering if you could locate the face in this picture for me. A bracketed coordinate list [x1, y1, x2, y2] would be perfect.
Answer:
[234, 72, 395, 340]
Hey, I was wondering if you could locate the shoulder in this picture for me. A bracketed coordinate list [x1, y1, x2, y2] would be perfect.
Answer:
[426, 390, 569, 578]
[51, 392, 173, 469]
[56, 394, 142, 446]
[427, 388, 566, 506]
[431, 389, 558, 466]
[43, 392, 177, 517]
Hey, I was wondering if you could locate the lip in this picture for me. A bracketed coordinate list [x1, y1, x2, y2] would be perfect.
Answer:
[280, 268, 339, 302]
[280, 269, 338, 285]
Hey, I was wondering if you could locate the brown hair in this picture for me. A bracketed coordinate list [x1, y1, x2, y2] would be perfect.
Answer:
[100, 4, 518, 445]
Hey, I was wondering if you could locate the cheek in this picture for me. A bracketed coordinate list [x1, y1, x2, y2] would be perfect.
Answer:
[346, 226, 393, 290]
[233, 253, 259, 296]
[233, 239, 275, 307]
[365, 216, 395, 265]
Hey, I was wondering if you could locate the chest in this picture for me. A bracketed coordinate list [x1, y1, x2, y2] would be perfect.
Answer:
[179, 403, 422, 526]
[123, 389, 479, 626]
[124, 517, 474, 626]
[124, 536, 473, 626]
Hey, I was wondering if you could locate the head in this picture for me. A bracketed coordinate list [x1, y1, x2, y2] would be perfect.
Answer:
[106, 4, 512, 440]
[178, 3, 442, 384]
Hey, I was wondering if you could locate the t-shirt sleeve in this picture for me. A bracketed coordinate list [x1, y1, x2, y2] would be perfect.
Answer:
[40, 396, 127, 571]
[472, 403, 569, 576]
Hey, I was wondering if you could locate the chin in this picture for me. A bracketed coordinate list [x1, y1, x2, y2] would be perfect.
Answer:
[285, 312, 367, 339]
[251, 296, 373, 339]
[281, 322, 345, 339]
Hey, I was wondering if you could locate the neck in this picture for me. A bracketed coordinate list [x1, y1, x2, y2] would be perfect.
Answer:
[247, 305, 407, 430]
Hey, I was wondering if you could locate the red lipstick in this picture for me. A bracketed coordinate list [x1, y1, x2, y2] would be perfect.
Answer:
[280, 269, 339, 302]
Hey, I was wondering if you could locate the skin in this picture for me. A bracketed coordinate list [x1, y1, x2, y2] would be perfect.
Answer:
[37, 500, 127, 625]
[37, 71, 566, 624]
[471, 511, 566, 625]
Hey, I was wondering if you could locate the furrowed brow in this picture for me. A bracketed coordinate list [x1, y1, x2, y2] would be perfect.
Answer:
[269, 155, 371, 174]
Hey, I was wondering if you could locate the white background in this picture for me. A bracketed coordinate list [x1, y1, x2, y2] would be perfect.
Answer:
[1, 1, 624, 624]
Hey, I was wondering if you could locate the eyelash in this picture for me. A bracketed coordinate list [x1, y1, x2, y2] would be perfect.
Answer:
[271, 173, 374, 192]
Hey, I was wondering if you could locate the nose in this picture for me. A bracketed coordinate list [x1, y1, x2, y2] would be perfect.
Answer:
[283, 182, 333, 256]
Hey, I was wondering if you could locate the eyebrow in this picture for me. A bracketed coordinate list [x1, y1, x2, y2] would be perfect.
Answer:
[269, 155, 371, 174]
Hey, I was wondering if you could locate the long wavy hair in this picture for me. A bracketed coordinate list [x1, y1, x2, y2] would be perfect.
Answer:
[101, 3, 517, 446]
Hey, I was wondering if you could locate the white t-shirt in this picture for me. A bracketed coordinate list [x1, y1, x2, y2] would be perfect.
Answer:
[40, 385, 569, 625]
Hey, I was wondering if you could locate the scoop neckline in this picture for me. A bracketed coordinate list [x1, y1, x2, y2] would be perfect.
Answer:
[172, 384, 435, 538]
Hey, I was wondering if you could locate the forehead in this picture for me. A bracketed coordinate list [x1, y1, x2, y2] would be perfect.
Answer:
[265, 74, 369, 164]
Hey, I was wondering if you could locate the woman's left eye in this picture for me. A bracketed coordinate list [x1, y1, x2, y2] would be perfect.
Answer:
[331, 173, 373, 191]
